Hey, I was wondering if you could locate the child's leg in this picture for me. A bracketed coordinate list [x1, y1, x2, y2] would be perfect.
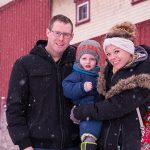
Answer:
[81, 134, 97, 150]
[79, 120, 102, 150]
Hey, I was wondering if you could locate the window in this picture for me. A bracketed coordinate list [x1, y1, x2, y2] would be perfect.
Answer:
[75, 0, 90, 26]
[131, 0, 146, 5]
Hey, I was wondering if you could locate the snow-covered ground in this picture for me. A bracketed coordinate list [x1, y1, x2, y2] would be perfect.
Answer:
[0, 105, 19, 150]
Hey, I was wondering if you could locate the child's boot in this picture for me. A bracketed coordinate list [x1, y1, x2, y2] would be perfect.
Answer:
[81, 142, 97, 150]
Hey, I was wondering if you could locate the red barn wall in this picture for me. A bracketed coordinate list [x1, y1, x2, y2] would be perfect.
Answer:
[136, 20, 150, 45]
[0, 0, 51, 107]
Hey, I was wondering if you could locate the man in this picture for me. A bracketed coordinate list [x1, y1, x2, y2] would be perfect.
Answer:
[6, 14, 80, 150]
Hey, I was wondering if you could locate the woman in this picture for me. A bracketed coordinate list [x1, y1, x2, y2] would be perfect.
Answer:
[71, 21, 150, 150]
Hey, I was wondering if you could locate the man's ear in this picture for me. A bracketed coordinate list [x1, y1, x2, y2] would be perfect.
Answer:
[46, 28, 50, 37]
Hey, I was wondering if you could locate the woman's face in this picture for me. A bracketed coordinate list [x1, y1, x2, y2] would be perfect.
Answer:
[105, 44, 133, 71]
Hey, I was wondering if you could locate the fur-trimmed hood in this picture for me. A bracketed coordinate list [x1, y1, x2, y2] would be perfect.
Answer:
[97, 67, 150, 99]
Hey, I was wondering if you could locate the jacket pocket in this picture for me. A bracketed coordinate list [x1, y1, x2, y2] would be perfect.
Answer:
[30, 69, 52, 77]
[29, 69, 54, 97]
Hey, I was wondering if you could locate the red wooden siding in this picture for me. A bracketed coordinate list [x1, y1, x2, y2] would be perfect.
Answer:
[136, 20, 150, 46]
[0, 0, 51, 106]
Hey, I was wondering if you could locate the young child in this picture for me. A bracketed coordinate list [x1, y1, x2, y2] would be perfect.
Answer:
[62, 39, 102, 150]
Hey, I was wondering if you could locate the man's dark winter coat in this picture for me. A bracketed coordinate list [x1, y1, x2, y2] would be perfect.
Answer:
[6, 40, 80, 150]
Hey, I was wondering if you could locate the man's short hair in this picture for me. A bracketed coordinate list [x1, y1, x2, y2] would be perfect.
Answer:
[48, 14, 73, 33]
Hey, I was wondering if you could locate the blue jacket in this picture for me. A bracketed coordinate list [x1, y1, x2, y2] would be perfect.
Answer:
[62, 65, 99, 105]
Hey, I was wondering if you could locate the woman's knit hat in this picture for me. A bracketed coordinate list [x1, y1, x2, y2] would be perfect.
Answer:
[76, 39, 101, 64]
[103, 37, 135, 54]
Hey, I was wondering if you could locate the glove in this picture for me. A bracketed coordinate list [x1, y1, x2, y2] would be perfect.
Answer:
[70, 106, 80, 124]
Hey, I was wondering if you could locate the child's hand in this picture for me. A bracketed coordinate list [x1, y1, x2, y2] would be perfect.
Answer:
[84, 82, 93, 92]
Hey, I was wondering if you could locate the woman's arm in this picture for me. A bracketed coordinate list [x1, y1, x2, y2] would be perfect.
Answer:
[73, 87, 150, 120]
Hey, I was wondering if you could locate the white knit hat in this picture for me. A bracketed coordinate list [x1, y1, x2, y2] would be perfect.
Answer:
[103, 37, 135, 54]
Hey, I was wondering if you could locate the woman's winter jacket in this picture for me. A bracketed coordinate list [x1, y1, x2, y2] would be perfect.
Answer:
[6, 40, 80, 150]
[73, 45, 150, 150]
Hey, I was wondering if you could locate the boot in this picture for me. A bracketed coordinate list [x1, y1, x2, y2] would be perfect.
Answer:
[81, 142, 97, 150]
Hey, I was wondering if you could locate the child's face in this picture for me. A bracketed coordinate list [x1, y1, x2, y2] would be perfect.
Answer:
[105, 44, 133, 71]
[80, 54, 97, 71]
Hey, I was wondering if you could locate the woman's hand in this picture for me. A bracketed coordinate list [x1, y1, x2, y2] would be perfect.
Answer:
[70, 106, 80, 124]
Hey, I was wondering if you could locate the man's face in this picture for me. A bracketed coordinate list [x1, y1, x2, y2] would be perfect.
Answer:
[46, 21, 73, 56]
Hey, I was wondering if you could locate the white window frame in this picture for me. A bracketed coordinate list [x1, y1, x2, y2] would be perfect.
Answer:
[76, 1, 90, 25]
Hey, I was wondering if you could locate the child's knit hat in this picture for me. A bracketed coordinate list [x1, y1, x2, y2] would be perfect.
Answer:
[76, 39, 101, 64]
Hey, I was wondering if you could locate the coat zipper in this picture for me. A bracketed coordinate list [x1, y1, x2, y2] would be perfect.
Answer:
[56, 62, 64, 149]
[121, 123, 124, 150]
[104, 120, 111, 149]
[117, 123, 122, 150]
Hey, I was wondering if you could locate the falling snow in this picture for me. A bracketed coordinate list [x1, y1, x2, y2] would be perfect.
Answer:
[19, 79, 26, 86]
